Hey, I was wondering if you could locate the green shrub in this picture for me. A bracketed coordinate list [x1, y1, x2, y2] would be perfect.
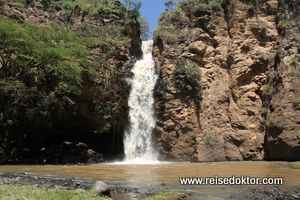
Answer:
[61, 1, 75, 19]
[177, 0, 222, 13]
[154, 26, 178, 44]
[61, 0, 125, 20]
[158, 8, 184, 27]
[154, 25, 187, 45]
[260, 107, 268, 117]
[75, 23, 131, 46]
[203, 133, 215, 147]
[96, 4, 113, 14]
[40, 0, 53, 8]
[263, 53, 276, 62]
[177, 0, 204, 12]
[279, 20, 295, 28]
[170, 9, 182, 21]
[208, 0, 223, 11]
[195, 3, 209, 10]
[171, 58, 202, 92]
[4, 0, 31, 7]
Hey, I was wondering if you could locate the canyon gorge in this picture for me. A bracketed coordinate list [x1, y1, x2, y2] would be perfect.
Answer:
[0, 0, 299, 163]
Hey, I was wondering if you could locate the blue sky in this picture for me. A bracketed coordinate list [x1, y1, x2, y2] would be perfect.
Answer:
[119, 0, 181, 40]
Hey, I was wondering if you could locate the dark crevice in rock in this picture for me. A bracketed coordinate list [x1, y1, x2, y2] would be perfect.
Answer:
[223, 0, 234, 40]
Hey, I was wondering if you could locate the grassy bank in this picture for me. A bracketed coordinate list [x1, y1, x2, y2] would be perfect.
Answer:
[0, 184, 186, 200]
[288, 161, 300, 169]
[0, 185, 107, 200]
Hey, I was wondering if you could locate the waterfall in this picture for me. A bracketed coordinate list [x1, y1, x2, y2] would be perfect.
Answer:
[124, 40, 158, 162]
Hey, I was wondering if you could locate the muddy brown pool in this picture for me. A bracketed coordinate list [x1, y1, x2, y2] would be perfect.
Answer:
[0, 161, 299, 199]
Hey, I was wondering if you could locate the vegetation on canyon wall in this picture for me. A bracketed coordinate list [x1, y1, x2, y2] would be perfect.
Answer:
[171, 58, 202, 94]
[0, 0, 145, 163]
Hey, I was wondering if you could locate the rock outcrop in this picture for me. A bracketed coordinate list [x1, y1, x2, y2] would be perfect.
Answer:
[153, 0, 300, 161]
[92, 181, 111, 197]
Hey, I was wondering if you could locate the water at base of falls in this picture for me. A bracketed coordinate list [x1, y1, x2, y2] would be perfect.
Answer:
[123, 40, 158, 163]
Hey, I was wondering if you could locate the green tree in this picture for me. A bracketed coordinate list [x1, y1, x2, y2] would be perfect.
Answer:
[0, 16, 95, 94]
[121, 0, 143, 35]
[124, 0, 142, 18]
[164, 0, 176, 11]
[138, 17, 150, 41]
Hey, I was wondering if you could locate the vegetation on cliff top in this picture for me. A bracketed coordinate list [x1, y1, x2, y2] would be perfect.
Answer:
[4, 0, 150, 40]
[0, 15, 94, 95]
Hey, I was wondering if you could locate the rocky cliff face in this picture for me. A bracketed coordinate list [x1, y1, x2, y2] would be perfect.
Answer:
[153, 0, 300, 161]
[0, 0, 141, 163]
[263, 0, 300, 161]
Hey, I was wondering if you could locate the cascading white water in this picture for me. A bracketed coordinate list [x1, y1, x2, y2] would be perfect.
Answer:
[124, 40, 158, 162]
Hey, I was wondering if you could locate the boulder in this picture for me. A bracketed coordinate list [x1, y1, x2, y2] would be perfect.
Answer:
[92, 181, 111, 197]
